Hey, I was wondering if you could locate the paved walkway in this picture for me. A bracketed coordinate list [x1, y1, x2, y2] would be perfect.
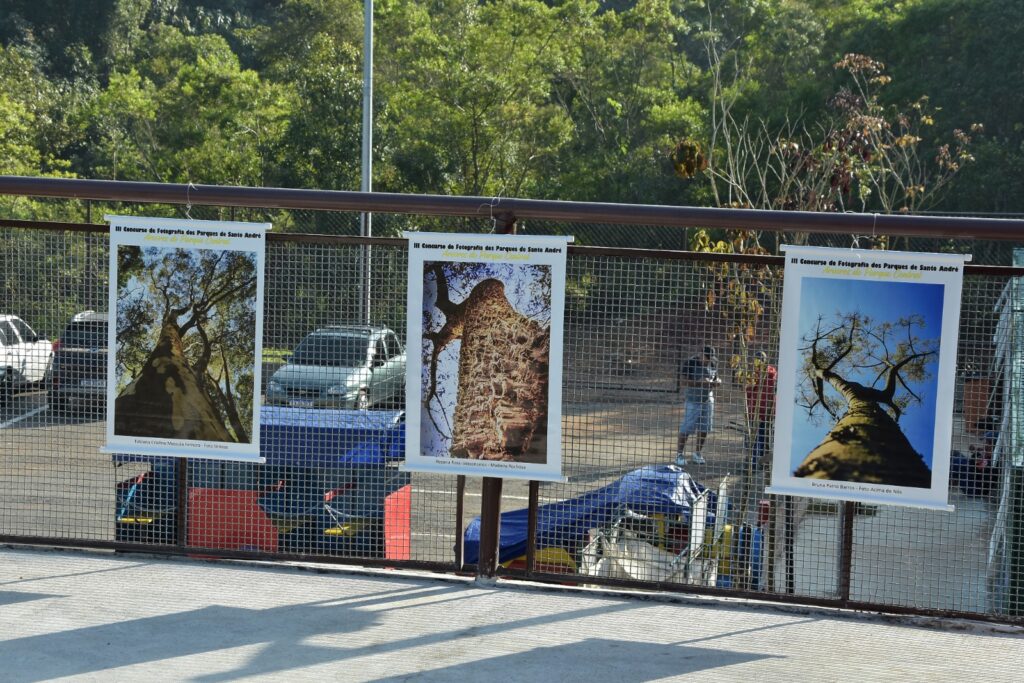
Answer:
[1, 546, 1021, 682]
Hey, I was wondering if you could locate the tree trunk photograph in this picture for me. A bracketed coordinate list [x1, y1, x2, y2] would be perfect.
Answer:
[420, 261, 552, 463]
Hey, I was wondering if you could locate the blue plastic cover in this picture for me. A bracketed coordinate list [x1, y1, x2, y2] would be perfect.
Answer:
[113, 407, 405, 467]
[259, 407, 405, 466]
[615, 466, 706, 517]
[464, 465, 712, 565]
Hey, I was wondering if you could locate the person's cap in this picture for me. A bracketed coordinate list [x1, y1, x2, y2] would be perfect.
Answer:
[755, 351, 768, 363]
[703, 345, 717, 359]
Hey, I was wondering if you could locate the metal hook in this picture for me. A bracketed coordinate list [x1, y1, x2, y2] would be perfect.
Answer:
[488, 195, 500, 233]
[844, 209, 860, 250]
[852, 213, 880, 250]
[185, 182, 197, 220]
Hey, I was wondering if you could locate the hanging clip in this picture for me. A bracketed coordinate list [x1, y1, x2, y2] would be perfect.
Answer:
[185, 182, 197, 220]
[487, 195, 500, 233]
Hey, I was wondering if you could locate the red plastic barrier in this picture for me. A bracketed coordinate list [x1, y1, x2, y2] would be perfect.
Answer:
[186, 488, 279, 553]
[384, 484, 412, 560]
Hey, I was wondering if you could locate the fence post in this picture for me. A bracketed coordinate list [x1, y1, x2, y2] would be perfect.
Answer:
[1005, 250, 1024, 616]
[526, 481, 539, 574]
[175, 459, 188, 547]
[784, 497, 795, 595]
[478, 478, 503, 577]
[476, 211, 518, 578]
[1009, 467, 1024, 616]
[838, 501, 855, 604]
[455, 475, 465, 569]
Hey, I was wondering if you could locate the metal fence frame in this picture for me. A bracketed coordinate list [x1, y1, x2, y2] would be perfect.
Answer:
[2, 175, 1024, 626]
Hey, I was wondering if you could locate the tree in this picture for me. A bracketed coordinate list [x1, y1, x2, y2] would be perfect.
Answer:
[824, 0, 1024, 214]
[700, 52, 978, 220]
[85, 25, 293, 185]
[241, 0, 364, 191]
[689, 228, 775, 519]
[376, 0, 573, 197]
[115, 246, 257, 442]
[548, 0, 705, 204]
[421, 261, 551, 463]
[794, 310, 937, 487]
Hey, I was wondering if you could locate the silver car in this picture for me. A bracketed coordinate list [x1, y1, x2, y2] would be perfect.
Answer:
[265, 326, 405, 410]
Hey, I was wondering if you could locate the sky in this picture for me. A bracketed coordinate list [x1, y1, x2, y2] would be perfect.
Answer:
[789, 277, 945, 472]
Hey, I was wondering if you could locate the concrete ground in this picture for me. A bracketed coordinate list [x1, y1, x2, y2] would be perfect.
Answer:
[1, 546, 1021, 682]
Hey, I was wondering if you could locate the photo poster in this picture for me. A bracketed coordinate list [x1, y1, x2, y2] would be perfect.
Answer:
[104, 215, 270, 462]
[768, 245, 970, 510]
[403, 231, 572, 482]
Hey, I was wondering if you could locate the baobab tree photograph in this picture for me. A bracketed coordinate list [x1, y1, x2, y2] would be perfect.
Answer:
[113, 244, 259, 445]
[419, 260, 552, 464]
[790, 277, 944, 488]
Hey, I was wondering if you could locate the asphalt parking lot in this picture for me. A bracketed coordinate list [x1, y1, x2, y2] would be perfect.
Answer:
[0, 384, 1002, 619]
[0, 390, 465, 556]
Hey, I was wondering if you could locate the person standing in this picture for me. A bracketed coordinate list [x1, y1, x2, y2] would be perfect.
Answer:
[676, 345, 721, 466]
[745, 351, 777, 469]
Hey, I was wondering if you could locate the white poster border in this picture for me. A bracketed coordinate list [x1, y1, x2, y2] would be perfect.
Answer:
[767, 245, 968, 510]
[403, 231, 570, 482]
[103, 215, 269, 462]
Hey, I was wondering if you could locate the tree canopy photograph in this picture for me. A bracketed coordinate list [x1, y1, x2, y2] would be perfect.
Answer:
[791, 277, 943, 488]
[115, 244, 258, 443]
[420, 260, 552, 463]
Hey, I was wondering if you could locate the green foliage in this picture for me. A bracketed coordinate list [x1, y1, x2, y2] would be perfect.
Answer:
[548, 0, 705, 204]
[0, 0, 1020, 216]
[824, 0, 1024, 212]
[377, 0, 575, 197]
[83, 26, 294, 185]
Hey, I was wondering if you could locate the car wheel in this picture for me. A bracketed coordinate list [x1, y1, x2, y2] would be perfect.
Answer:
[0, 374, 11, 407]
[356, 390, 370, 411]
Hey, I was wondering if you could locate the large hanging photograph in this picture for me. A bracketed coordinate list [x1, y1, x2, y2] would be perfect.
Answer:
[768, 245, 969, 509]
[104, 215, 269, 461]
[404, 232, 570, 482]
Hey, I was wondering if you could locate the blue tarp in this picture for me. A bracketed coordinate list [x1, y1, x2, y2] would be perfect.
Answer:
[464, 465, 714, 565]
[259, 407, 405, 466]
[113, 407, 406, 467]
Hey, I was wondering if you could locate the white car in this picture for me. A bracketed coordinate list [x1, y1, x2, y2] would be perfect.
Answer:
[0, 314, 53, 404]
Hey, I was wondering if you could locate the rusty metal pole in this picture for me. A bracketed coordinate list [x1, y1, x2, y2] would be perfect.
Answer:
[477, 478, 503, 577]
[175, 459, 188, 547]
[839, 501, 855, 604]
[784, 497, 795, 595]
[476, 212, 517, 578]
[455, 474, 465, 569]
[525, 480, 539, 574]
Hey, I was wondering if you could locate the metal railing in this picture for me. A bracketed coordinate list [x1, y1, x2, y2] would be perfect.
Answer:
[1, 175, 1023, 625]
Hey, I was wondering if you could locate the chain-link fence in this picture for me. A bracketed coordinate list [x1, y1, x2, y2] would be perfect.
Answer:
[1, 184, 1023, 624]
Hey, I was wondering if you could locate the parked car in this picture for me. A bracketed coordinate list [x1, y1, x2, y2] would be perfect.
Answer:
[265, 325, 405, 409]
[0, 314, 53, 405]
[48, 310, 108, 414]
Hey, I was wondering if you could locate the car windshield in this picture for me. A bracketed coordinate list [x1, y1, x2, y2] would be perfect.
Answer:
[290, 334, 368, 367]
[62, 321, 107, 347]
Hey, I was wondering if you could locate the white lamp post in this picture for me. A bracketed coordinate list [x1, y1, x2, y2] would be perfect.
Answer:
[360, 0, 373, 324]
